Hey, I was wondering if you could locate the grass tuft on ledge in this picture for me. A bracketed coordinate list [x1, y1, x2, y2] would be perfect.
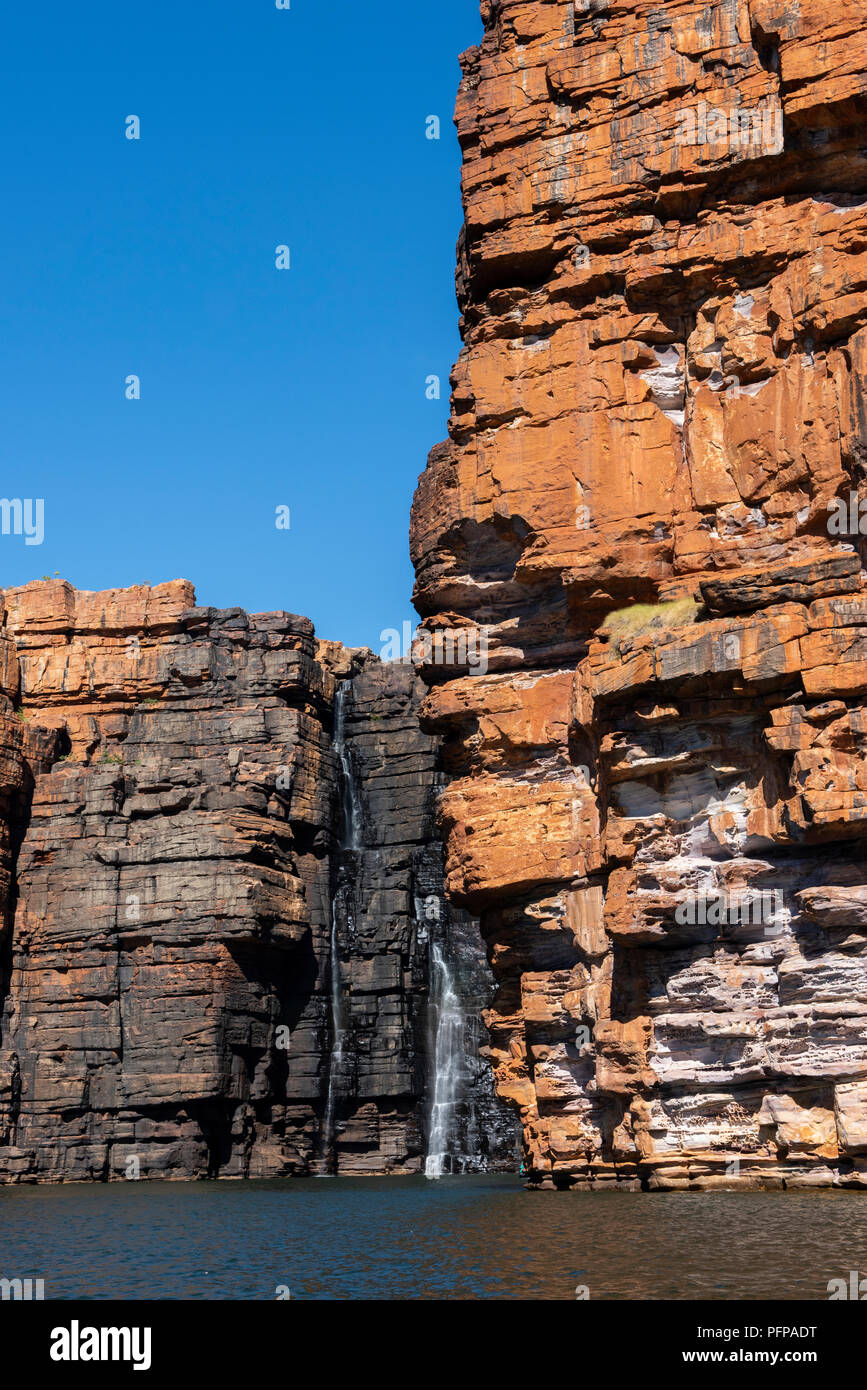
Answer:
[601, 597, 702, 640]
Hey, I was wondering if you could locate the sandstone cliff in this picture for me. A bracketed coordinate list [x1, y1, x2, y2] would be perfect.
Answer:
[411, 0, 867, 1189]
[0, 581, 516, 1181]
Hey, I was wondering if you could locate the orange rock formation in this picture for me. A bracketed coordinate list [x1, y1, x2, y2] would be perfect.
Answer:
[411, 0, 867, 1188]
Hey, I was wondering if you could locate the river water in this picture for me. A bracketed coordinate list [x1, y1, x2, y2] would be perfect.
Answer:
[2, 1174, 866, 1300]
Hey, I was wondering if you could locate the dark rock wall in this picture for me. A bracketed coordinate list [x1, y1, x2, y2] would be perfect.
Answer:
[321, 657, 518, 1174]
[0, 580, 517, 1182]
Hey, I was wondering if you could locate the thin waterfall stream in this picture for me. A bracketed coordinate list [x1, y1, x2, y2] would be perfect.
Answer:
[322, 906, 344, 1170]
[335, 679, 362, 851]
[323, 680, 362, 1170]
[425, 939, 466, 1178]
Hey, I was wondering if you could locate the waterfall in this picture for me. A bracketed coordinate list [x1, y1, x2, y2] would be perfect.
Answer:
[334, 680, 362, 851]
[424, 941, 466, 1179]
[322, 906, 344, 1170]
[322, 680, 362, 1170]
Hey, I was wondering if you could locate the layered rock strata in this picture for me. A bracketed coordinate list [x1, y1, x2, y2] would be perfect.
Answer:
[411, 0, 867, 1188]
[0, 581, 516, 1181]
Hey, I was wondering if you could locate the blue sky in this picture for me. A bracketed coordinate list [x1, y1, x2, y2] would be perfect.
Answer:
[0, 1, 481, 650]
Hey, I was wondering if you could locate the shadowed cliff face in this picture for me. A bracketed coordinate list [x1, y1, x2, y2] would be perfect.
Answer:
[0, 580, 517, 1182]
[410, 0, 867, 1189]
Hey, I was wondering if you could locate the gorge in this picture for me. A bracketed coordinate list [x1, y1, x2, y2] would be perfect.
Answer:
[3, 0, 867, 1197]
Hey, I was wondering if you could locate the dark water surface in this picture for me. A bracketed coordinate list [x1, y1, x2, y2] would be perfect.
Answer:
[2, 1173, 866, 1300]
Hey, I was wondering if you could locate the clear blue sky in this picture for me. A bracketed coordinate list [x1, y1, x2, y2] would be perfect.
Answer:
[0, 1, 480, 650]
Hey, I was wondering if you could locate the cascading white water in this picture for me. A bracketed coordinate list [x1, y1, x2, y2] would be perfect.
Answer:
[322, 681, 363, 1170]
[322, 907, 344, 1167]
[334, 680, 363, 852]
[424, 942, 466, 1179]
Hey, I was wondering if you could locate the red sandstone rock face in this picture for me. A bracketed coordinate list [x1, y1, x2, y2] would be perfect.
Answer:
[411, 0, 867, 1188]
